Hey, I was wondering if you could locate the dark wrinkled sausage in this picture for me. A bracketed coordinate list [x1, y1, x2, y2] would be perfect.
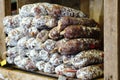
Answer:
[60, 25, 100, 39]
[58, 16, 97, 31]
[76, 64, 103, 79]
[49, 27, 63, 40]
[72, 49, 104, 68]
[56, 38, 100, 55]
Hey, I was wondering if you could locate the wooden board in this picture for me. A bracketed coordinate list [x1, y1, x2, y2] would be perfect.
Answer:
[0, 66, 103, 80]
[104, 0, 120, 80]
[4, 0, 11, 16]
[80, 0, 104, 50]
[80, 0, 89, 17]
[0, 0, 11, 60]
[12, 65, 58, 78]
[0, 67, 57, 80]
[118, 1, 120, 80]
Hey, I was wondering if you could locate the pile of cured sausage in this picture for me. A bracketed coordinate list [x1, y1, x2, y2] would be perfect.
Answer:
[3, 2, 103, 79]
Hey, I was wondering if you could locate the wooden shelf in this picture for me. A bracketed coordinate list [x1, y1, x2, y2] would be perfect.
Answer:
[0, 67, 57, 80]
[0, 0, 120, 80]
[0, 67, 103, 80]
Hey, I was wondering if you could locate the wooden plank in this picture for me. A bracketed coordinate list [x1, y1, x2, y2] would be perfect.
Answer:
[89, 0, 103, 23]
[4, 0, 11, 16]
[89, 0, 104, 50]
[12, 66, 58, 78]
[80, 0, 89, 17]
[14, 66, 104, 80]
[104, 0, 119, 80]
[0, 66, 103, 80]
[0, 67, 57, 80]
[80, 0, 104, 49]
[118, 1, 120, 80]
[0, 0, 11, 60]
[80, 0, 103, 24]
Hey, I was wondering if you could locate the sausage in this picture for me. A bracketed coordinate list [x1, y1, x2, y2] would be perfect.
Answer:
[49, 27, 63, 40]
[44, 62, 55, 73]
[8, 27, 25, 41]
[17, 36, 29, 49]
[39, 50, 50, 61]
[58, 16, 97, 31]
[5, 37, 18, 47]
[60, 25, 100, 39]
[28, 50, 40, 62]
[19, 2, 86, 18]
[6, 47, 18, 64]
[36, 30, 49, 42]
[32, 15, 57, 29]
[19, 17, 33, 35]
[14, 56, 37, 71]
[49, 53, 62, 66]
[3, 15, 20, 28]
[62, 55, 75, 65]
[4, 27, 13, 35]
[20, 17, 33, 29]
[49, 17, 98, 40]
[55, 38, 69, 49]
[72, 49, 104, 68]
[76, 64, 103, 79]
[41, 39, 56, 53]
[55, 64, 76, 77]
[56, 38, 100, 55]
[36, 61, 46, 71]
[19, 3, 36, 17]
[28, 27, 39, 37]
[26, 38, 42, 50]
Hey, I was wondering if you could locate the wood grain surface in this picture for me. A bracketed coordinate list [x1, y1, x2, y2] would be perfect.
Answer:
[0, 67, 57, 80]
[0, 0, 11, 60]
[104, 0, 120, 80]
[0, 67, 103, 80]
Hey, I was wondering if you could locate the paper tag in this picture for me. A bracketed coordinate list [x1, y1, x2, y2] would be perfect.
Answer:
[1, 59, 7, 66]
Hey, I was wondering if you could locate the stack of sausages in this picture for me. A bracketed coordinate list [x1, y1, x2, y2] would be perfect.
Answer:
[3, 2, 103, 79]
